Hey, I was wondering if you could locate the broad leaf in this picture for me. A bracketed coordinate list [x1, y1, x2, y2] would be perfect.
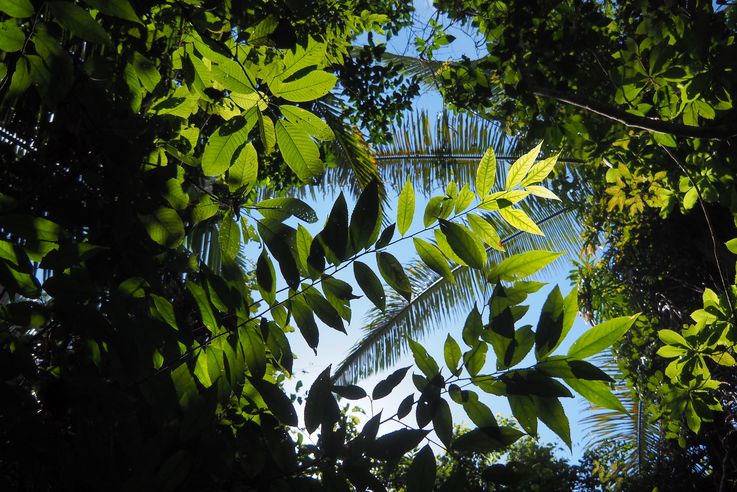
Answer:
[48, 2, 111, 45]
[350, 180, 382, 251]
[275, 120, 323, 181]
[372, 365, 411, 400]
[377, 252, 411, 301]
[397, 179, 415, 236]
[567, 315, 638, 360]
[354, 261, 386, 310]
[280, 104, 335, 140]
[408, 338, 440, 377]
[499, 208, 543, 235]
[475, 146, 497, 196]
[444, 335, 462, 374]
[270, 70, 337, 102]
[140, 208, 184, 248]
[506, 142, 542, 189]
[202, 117, 251, 176]
[563, 378, 626, 412]
[439, 219, 486, 270]
[490, 250, 563, 281]
[407, 446, 436, 492]
[413, 238, 453, 283]
[533, 396, 571, 449]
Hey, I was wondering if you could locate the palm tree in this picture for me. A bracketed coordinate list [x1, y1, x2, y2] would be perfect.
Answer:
[329, 108, 584, 383]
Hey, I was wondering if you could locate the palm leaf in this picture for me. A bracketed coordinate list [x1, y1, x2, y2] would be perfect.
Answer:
[579, 349, 661, 475]
[333, 205, 579, 383]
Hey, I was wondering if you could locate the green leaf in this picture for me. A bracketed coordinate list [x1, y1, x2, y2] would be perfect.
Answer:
[463, 341, 487, 376]
[0, 20, 25, 52]
[462, 304, 483, 347]
[140, 207, 184, 248]
[202, 117, 251, 176]
[270, 70, 337, 102]
[151, 294, 178, 331]
[536, 358, 613, 382]
[407, 445, 436, 492]
[463, 399, 497, 428]
[455, 184, 476, 214]
[258, 111, 276, 152]
[331, 384, 367, 400]
[372, 365, 411, 400]
[304, 287, 344, 334]
[475, 146, 497, 196]
[408, 338, 440, 377]
[290, 297, 319, 350]
[367, 429, 429, 460]
[526, 185, 560, 200]
[433, 399, 453, 447]
[499, 208, 543, 235]
[423, 196, 453, 226]
[413, 238, 453, 283]
[191, 194, 219, 223]
[376, 223, 395, 249]
[434, 229, 466, 266]
[239, 324, 266, 380]
[227, 143, 258, 191]
[506, 142, 542, 189]
[354, 261, 386, 310]
[275, 120, 324, 181]
[256, 250, 276, 304]
[304, 366, 339, 434]
[534, 286, 565, 360]
[83, 0, 142, 23]
[320, 193, 349, 262]
[453, 427, 524, 453]
[563, 378, 626, 413]
[295, 225, 312, 274]
[377, 252, 412, 301]
[444, 335, 462, 374]
[439, 219, 486, 270]
[658, 328, 690, 348]
[252, 379, 298, 426]
[350, 180, 382, 251]
[508, 395, 537, 436]
[0, 0, 33, 18]
[48, 2, 111, 45]
[219, 214, 240, 262]
[187, 281, 218, 333]
[533, 396, 571, 448]
[505, 325, 535, 367]
[490, 251, 563, 281]
[725, 238, 737, 255]
[280, 105, 334, 140]
[567, 315, 639, 360]
[468, 214, 504, 251]
[397, 179, 415, 236]
[521, 154, 558, 186]
[257, 197, 318, 223]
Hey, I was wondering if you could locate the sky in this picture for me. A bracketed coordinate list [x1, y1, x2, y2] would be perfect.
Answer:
[271, 0, 598, 463]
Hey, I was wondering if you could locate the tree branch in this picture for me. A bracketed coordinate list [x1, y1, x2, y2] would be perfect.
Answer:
[528, 84, 737, 140]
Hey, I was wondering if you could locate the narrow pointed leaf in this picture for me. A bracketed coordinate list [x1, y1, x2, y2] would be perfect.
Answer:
[567, 315, 639, 360]
[475, 146, 497, 196]
[439, 219, 486, 270]
[413, 238, 453, 282]
[506, 142, 542, 189]
[377, 252, 411, 301]
[354, 261, 386, 310]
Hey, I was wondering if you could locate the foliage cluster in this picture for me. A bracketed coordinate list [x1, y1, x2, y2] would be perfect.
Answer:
[0, 1, 640, 491]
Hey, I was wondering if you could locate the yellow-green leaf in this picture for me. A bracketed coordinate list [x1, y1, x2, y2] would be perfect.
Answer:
[397, 179, 415, 236]
[506, 142, 542, 189]
[467, 214, 504, 251]
[499, 208, 543, 235]
[275, 120, 324, 181]
[475, 146, 497, 197]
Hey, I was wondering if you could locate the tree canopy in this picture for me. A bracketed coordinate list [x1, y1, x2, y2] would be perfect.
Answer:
[1, 0, 736, 491]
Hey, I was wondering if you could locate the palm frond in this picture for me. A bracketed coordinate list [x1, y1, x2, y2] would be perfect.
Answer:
[379, 52, 446, 92]
[333, 205, 581, 384]
[579, 350, 661, 474]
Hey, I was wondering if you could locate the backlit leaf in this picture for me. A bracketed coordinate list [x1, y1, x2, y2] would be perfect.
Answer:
[397, 179, 415, 236]
[354, 261, 386, 310]
[475, 146, 497, 196]
[413, 238, 453, 283]
[506, 142, 542, 189]
[275, 120, 324, 181]
[439, 219, 486, 270]
[377, 252, 411, 301]
[567, 315, 639, 360]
